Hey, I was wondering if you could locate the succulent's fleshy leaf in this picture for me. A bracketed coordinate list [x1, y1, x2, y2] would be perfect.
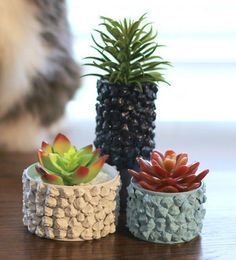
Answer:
[177, 174, 197, 184]
[77, 144, 93, 157]
[157, 185, 179, 193]
[35, 165, 64, 185]
[139, 171, 161, 186]
[137, 157, 153, 174]
[53, 133, 71, 155]
[163, 158, 176, 172]
[195, 169, 209, 183]
[138, 180, 157, 191]
[152, 164, 168, 178]
[81, 155, 108, 184]
[89, 149, 101, 164]
[77, 153, 95, 167]
[171, 165, 189, 178]
[128, 169, 141, 181]
[188, 162, 200, 175]
[67, 166, 90, 185]
[38, 150, 59, 173]
[48, 153, 65, 174]
[164, 150, 176, 158]
[187, 182, 200, 191]
[41, 141, 52, 153]
[151, 152, 164, 167]
[176, 153, 188, 166]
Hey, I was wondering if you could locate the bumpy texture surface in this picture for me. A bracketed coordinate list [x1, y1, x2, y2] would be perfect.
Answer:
[22, 167, 120, 241]
[94, 80, 157, 170]
[126, 181, 207, 244]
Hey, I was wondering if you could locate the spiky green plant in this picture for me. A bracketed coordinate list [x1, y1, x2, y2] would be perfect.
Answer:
[84, 14, 170, 90]
[36, 133, 108, 185]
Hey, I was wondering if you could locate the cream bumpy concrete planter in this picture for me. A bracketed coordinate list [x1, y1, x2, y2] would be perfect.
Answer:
[126, 179, 207, 244]
[22, 163, 121, 241]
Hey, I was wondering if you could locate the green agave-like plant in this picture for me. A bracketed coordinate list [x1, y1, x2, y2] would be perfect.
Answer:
[36, 133, 108, 186]
[84, 14, 170, 90]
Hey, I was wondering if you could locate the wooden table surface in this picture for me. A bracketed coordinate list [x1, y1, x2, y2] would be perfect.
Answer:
[0, 152, 236, 260]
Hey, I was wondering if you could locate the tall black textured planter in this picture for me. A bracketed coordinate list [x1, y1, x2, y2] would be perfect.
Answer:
[83, 15, 170, 210]
[94, 80, 158, 209]
[94, 80, 157, 169]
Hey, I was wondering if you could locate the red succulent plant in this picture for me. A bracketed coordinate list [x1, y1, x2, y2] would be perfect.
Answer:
[128, 150, 209, 193]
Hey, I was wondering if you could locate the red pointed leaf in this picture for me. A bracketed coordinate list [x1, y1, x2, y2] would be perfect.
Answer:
[153, 151, 164, 159]
[172, 165, 189, 178]
[138, 181, 157, 192]
[188, 162, 200, 175]
[177, 174, 197, 184]
[160, 178, 177, 186]
[151, 152, 164, 167]
[195, 169, 209, 183]
[157, 185, 179, 193]
[139, 171, 162, 185]
[187, 182, 200, 191]
[152, 164, 168, 178]
[176, 153, 188, 167]
[128, 169, 141, 181]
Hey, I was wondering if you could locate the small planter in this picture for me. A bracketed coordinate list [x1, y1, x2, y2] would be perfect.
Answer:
[126, 179, 207, 244]
[23, 163, 120, 241]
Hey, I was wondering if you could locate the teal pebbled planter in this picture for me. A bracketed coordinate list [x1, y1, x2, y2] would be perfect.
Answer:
[126, 179, 207, 244]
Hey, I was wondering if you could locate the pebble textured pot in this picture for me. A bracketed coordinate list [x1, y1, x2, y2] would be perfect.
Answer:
[126, 180, 207, 244]
[94, 80, 158, 170]
[22, 164, 121, 241]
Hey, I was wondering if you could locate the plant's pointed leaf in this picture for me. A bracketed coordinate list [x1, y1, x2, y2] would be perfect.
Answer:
[152, 164, 168, 178]
[187, 182, 201, 191]
[89, 149, 101, 164]
[41, 141, 52, 153]
[188, 162, 200, 175]
[38, 150, 60, 173]
[77, 144, 93, 157]
[77, 153, 94, 167]
[164, 158, 176, 172]
[67, 166, 90, 185]
[195, 169, 209, 183]
[81, 155, 109, 184]
[35, 165, 64, 185]
[156, 185, 179, 193]
[172, 165, 189, 178]
[176, 153, 188, 167]
[48, 153, 65, 173]
[128, 169, 141, 181]
[53, 133, 71, 155]
[138, 180, 156, 191]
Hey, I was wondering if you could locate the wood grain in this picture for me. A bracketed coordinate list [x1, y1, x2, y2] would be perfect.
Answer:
[0, 152, 236, 260]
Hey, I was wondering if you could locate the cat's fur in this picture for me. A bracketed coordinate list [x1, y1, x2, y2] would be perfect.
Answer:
[0, 0, 79, 151]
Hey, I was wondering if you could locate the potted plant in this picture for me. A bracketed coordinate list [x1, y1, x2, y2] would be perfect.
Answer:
[22, 133, 121, 241]
[126, 150, 209, 244]
[83, 14, 170, 207]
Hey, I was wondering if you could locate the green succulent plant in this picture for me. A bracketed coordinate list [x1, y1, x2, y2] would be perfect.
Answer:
[83, 14, 170, 90]
[36, 133, 108, 186]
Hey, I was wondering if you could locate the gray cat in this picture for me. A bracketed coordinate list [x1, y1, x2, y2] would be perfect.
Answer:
[0, 0, 79, 151]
